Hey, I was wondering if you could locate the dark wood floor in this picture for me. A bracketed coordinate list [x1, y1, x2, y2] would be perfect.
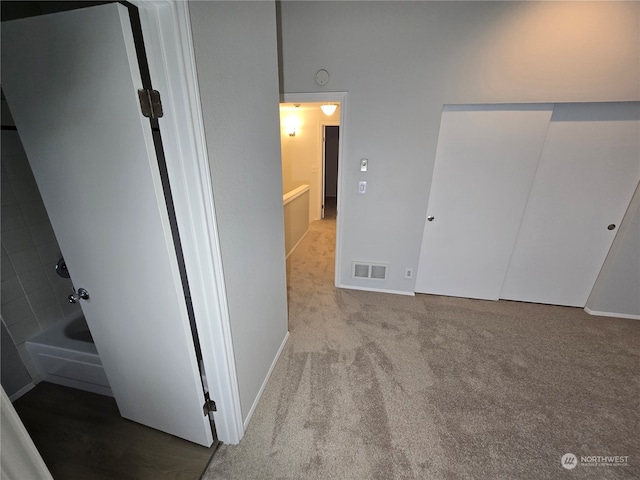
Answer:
[13, 382, 217, 480]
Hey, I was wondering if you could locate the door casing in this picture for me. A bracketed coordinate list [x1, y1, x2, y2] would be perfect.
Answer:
[131, 0, 242, 445]
[282, 92, 347, 288]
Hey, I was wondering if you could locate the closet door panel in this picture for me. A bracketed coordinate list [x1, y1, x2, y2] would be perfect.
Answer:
[415, 105, 553, 300]
[501, 102, 640, 307]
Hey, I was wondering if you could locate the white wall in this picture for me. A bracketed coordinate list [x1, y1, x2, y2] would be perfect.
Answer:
[283, 186, 310, 257]
[189, 0, 289, 421]
[279, 1, 640, 294]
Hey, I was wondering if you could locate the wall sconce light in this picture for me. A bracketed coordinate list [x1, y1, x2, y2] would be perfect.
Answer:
[283, 115, 301, 137]
[320, 104, 337, 116]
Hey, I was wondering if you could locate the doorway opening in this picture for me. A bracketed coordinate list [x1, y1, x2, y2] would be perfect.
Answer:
[279, 93, 346, 290]
[322, 125, 339, 220]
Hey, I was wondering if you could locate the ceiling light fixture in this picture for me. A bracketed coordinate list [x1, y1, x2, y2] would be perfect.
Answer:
[321, 104, 337, 116]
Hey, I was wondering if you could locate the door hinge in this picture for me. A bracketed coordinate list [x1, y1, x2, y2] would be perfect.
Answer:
[138, 88, 164, 119]
[203, 398, 217, 416]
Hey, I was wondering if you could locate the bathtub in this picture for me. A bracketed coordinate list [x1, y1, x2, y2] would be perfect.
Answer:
[25, 314, 113, 397]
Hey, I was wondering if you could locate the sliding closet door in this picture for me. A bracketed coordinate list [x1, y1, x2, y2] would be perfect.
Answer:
[500, 102, 640, 307]
[415, 105, 553, 300]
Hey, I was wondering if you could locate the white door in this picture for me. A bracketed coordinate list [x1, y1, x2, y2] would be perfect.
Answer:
[415, 105, 553, 299]
[500, 102, 640, 307]
[2, 4, 214, 446]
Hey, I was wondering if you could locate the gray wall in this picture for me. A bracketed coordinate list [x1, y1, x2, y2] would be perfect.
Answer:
[279, 1, 640, 294]
[189, 0, 289, 421]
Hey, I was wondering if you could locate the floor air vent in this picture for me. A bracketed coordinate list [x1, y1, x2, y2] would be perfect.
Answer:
[352, 262, 388, 280]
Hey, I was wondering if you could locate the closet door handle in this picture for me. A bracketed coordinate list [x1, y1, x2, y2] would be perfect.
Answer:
[427, 216, 435, 222]
[607, 224, 616, 231]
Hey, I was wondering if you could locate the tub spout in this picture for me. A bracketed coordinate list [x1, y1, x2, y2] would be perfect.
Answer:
[68, 287, 90, 304]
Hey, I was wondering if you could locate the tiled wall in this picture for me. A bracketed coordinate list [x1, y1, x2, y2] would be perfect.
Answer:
[1, 122, 81, 383]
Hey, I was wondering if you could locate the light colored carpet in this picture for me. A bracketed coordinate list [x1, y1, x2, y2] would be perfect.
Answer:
[204, 214, 639, 479]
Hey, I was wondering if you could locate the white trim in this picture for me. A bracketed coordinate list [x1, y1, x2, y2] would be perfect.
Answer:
[338, 284, 416, 297]
[8, 383, 36, 403]
[243, 331, 290, 430]
[286, 229, 310, 260]
[133, 0, 243, 444]
[282, 92, 347, 290]
[283, 184, 310, 205]
[1, 387, 53, 480]
[584, 308, 640, 321]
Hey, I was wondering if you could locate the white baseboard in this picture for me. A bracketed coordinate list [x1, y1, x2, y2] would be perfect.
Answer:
[337, 284, 415, 296]
[584, 308, 640, 321]
[9, 383, 36, 402]
[285, 229, 309, 259]
[243, 331, 290, 430]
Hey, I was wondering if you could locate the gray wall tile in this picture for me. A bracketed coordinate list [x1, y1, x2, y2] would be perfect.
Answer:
[11, 179, 41, 203]
[1, 181, 18, 206]
[6, 312, 40, 344]
[1, 277, 23, 305]
[27, 286, 58, 313]
[1, 204, 26, 231]
[2, 226, 35, 254]
[28, 222, 57, 246]
[34, 303, 64, 330]
[1, 297, 33, 326]
[18, 266, 49, 294]
[1, 247, 16, 280]
[20, 201, 48, 226]
[9, 247, 42, 274]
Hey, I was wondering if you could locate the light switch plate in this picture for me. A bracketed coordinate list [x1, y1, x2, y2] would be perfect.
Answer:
[360, 158, 368, 172]
[358, 181, 367, 194]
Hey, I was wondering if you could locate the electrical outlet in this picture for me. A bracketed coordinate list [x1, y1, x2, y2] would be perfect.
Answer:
[404, 268, 413, 279]
[358, 181, 367, 194]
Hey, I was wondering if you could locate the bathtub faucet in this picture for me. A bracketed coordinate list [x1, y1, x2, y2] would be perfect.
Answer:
[68, 287, 90, 304]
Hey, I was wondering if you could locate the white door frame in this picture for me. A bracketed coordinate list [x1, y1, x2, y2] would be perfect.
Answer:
[282, 92, 347, 288]
[133, 0, 242, 444]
